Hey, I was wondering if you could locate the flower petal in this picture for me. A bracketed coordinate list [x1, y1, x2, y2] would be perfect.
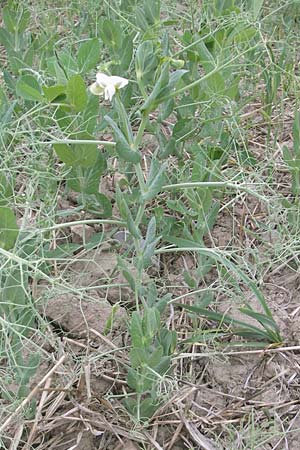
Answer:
[110, 76, 129, 89]
[105, 84, 116, 101]
[96, 72, 111, 87]
[89, 82, 104, 95]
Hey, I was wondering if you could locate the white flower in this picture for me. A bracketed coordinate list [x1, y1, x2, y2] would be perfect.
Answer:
[89, 72, 128, 101]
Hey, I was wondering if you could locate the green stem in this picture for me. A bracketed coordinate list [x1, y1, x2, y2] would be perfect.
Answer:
[133, 114, 148, 199]
[41, 219, 125, 232]
[162, 181, 266, 201]
[132, 115, 149, 310]
[134, 114, 148, 150]
[113, 98, 149, 312]
[43, 138, 116, 146]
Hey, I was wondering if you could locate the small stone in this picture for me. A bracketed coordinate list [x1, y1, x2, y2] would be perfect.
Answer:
[71, 224, 95, 244]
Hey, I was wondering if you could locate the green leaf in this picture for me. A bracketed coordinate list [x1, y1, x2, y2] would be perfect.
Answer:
[147, 346, 163, 368]
[172, 118, 193, 140]
[127, 368, 140, 391]
[16, 75, 45, 102]
[293, 110, 300, 156]
[119, 198, 141, 239]
[147, 68, 188, 106]
[78, 38, 100, 74]
[66, 74, 88, 112]
[104, 115, 130, 147]
[136, 8, 149, 32]
[252, 0, 264, 19]
[131, 312, 145, 348]
[153, 355, 171, 375]
[0, 207, 19, 250]
[81, 193, 112, 218]
[84, 232, 104, 250]
[144, 0, 161, 25]
[0, 269, 31, 335]
[42, 84, 66, 102]
[130, 347, 148, 368]
[0, 270, 26, 314]
[72, 135, 99, 168]
[234, 26, 257, 43]
[0, 174, 13, 206]
[139, 397, 159, 419]
[43, 243, 81, 258]
[197, 41, 215, 72]
[123, 397, 138, 415]
[145, 217, 156, 246]
[141, 63, 170, 113]
[158, 98, 175, 122]
[142, 159, 167, 201]
[0, 28, 14, 52]
[119, 34, 133, 70]
[16, 352, 40, 388]
[67, 153, 106, 194]
[47, 57, 67, 84]
[141, 219, 160, 268]
[165, 235, 206, 248]
[183, 270, 197, 288]
[135, 40, 158, 86]
[177, 303, 276, 342]
[239, 308, 280, 332]
[54, 133, 98, 168]
[117, 256, 137, 291]
[58, 50, 79, 76]
[159, 329, 177, 355]
[142, 307, 160, 340]
[17, 8, 31, 34]
[3, 6, 16, 32]
[99, 19, 122, 51]
[82, 94, 100, 134]
[127, 368, 153, 393]
[159, 136, 177, 159]
[114, 95, 133, 144]
[141, 238, 160, 269]
[53, 143, 75, 166]
[283, 145, 300, 169]
[24, 44, 35, 68]
[115, 142, 141, 164]
[196, 42, 225, 93]
[168, 69, 188, 91]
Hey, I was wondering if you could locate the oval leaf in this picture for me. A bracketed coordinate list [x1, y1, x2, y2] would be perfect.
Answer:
[116, 142, 141, 164]
[78, 38, 100, 74]
[16, 75, 44, 102]
[0, 207, 19, 250]
[66, 74, 88, 112]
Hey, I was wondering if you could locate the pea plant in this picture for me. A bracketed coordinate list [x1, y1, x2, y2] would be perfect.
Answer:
[0, 0, 284, 422]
